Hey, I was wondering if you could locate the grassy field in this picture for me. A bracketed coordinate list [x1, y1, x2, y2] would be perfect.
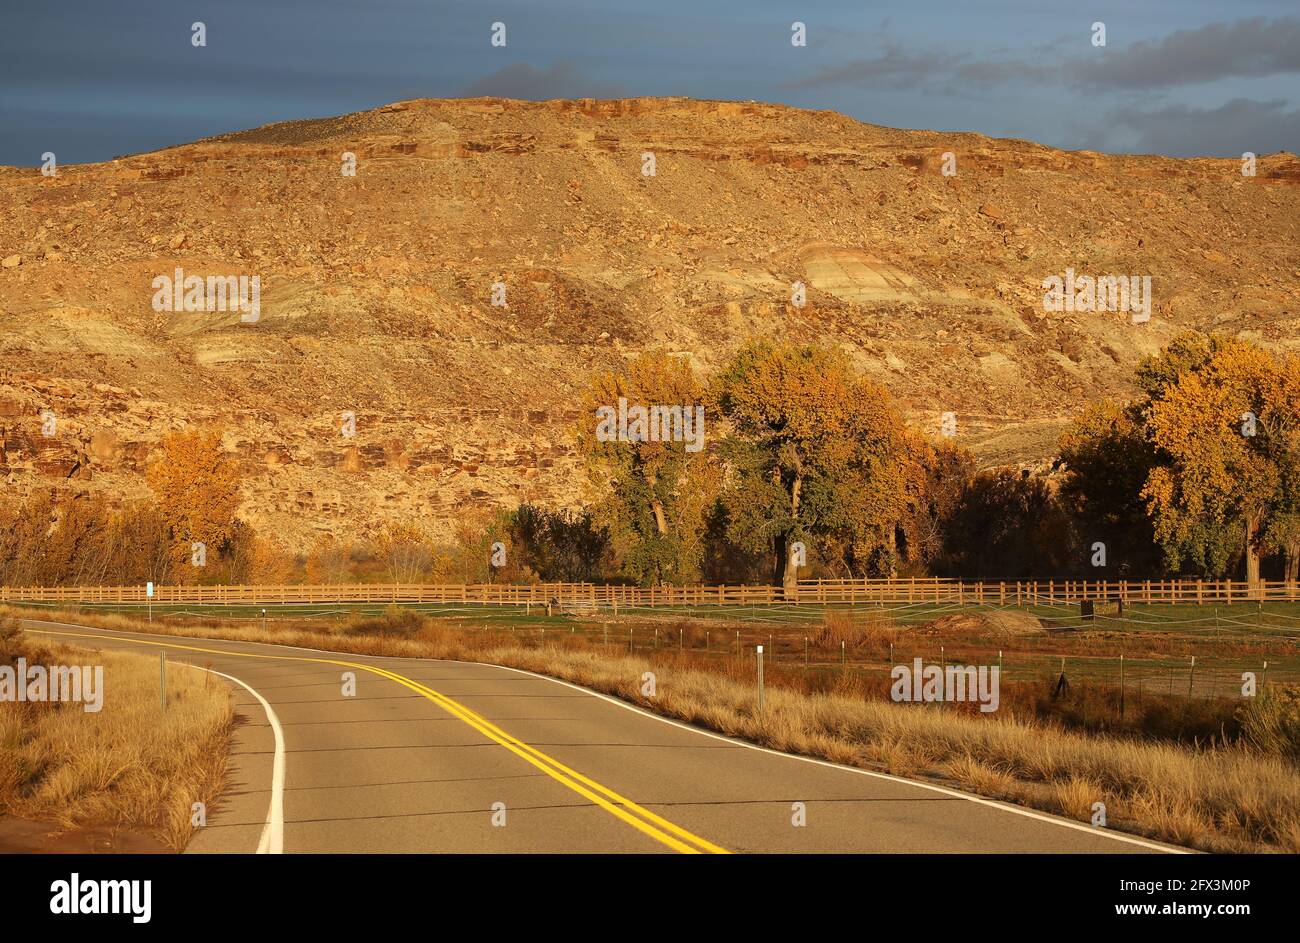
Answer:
[20, 596, 1299, 692]
[0, 614, 233, 850]
[10, 602, 1300, 853]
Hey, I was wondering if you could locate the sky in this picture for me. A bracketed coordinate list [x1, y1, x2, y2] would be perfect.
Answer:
[1, 0, 1297, 165]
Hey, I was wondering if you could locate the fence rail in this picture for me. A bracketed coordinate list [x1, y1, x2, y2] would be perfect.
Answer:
[2, 578, 1299, 607]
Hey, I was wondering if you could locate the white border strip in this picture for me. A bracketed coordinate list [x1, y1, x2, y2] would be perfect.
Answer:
[181, 665, 286, 855]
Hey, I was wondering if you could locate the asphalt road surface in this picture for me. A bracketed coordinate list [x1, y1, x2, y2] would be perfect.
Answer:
[22, 618, 1185, 854]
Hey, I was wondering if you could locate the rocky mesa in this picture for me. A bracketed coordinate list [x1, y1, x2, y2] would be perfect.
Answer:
[1, 96, 1297, 549]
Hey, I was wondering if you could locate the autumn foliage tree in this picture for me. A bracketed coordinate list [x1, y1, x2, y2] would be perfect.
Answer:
[372, 520, 437, 583]
[145, 427, 242, 576]
[1060, 333, 1300, 586]
[1143, 336, 1300, 586]
[712, 340, 909, 590]
[0, 495, 173, 587]
[576, 351, 718, 585]
[898, 433, 975, 574]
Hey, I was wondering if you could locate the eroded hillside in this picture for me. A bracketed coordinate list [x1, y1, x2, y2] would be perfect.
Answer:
[1, 97, 1297, 547]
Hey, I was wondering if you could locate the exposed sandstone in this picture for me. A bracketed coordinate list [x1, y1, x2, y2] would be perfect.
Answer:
[0, 96, 1296, 549]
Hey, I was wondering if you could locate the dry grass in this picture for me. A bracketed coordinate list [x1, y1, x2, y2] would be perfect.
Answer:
[11, 605, 1300, 853]
[813, 608, 901, 651]
[0, 614, 233, 850]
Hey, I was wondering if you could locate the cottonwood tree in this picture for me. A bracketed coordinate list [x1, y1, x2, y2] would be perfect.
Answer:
[576, 351, 717, 586]
[146, 427, 242, 573]
[373, 520, 436, 584]
[305, 534, 353, 584]
[711, 340, 908, 592]
[937, 470, 1076, 578]
[496, 505, 612, 583]
[107, 500, 174, 585]
[898, 433, 975, 573]
[1143, 337, 1300, 589]
[1057, 400, 1163, 575]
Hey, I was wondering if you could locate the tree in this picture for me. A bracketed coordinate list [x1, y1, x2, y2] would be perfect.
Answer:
[1142, 337, 1299, 587]
[108, 500, 174, 586]
[146, 427, 242, 573]
[1057, 400, 1162, 576]
[502, 505, 613, 583]
[372, 520, 436, 584]
[576, 351, 717, 585]
[1058, 333, 1300, 585]
[936, 470, 1076, 578]
[305, 534, 353, 584]
[450, 508, 503, 583]
[898, 433, 975, 573]
[712, 340, 908, 591]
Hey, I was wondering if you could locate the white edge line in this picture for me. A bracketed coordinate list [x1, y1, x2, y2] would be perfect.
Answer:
[192, 666, 285, 854]
[169, 662, 287, 855]
[23, 618, 1186, 854]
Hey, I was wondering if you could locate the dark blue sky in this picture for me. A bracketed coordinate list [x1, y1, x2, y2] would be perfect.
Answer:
[1, 1, 1296, 165]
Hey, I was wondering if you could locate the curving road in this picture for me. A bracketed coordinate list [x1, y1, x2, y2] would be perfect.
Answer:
[22, 618, 1184, 854]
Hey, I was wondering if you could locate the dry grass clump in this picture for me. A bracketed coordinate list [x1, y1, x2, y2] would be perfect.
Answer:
[0, 614, 232, 850]
[1235, 685, 1300, 765]
[813, 608, 901, 651]
[343, 604, 425, 638]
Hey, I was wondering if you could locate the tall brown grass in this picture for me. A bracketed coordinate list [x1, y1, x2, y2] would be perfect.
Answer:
[813, 608, 901, 651]
[0, 614, 232, 850]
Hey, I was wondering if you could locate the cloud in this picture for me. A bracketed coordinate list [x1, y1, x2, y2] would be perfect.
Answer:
[790, 17, 1300, 93]
[458, 61, 629, 100]
[1067, 17, 1300, 89]
[1105, 98, 1300, 157]
[785, 46, 969, 90]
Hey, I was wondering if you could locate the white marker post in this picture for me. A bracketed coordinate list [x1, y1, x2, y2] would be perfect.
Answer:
[146, 580, 154, 623]
[757, 645, 766, 712]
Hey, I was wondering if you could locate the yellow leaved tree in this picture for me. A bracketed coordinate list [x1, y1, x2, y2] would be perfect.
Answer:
[712, 339, 909, 590]
[145, 427, 242, 577]
[575, 351, 718, 586]
[1142, 336, 1300, 587]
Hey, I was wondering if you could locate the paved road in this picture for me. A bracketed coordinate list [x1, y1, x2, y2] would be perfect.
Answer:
[23, 619, 1184, 854]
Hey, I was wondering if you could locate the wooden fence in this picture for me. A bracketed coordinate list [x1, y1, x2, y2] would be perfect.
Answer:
[2, 578, 1298, 607]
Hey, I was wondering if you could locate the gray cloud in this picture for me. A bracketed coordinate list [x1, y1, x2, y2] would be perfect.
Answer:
[791, 17, 1300, 93]
[458, 61, 629, 100]
[1067, 17, 1300, 89]
[785, 46, 968, 91]
[1106, 98, 1300, 157]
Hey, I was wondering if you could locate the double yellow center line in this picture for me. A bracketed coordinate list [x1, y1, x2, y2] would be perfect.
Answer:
[27, 625, 728, 855]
